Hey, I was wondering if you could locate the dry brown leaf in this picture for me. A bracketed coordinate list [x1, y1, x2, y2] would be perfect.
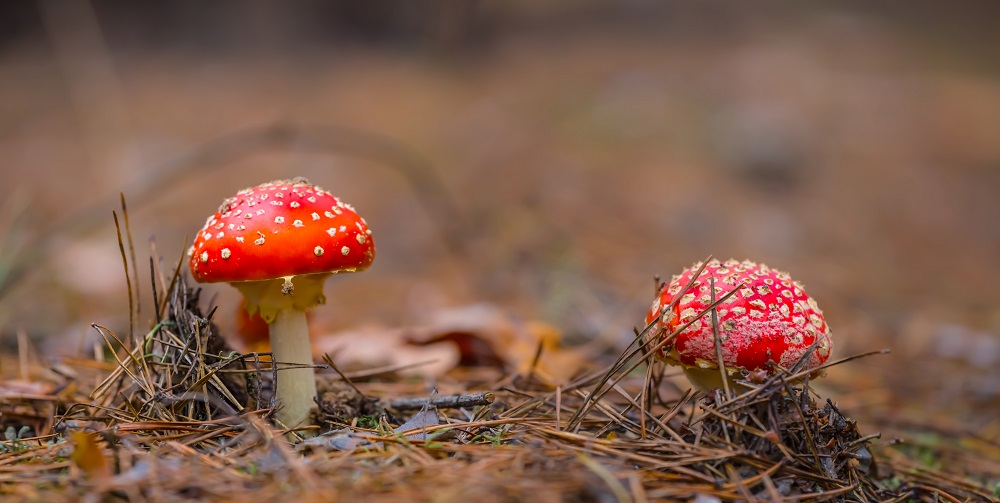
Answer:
[312, 325, 460, 376]
[408, 304, 593, 383]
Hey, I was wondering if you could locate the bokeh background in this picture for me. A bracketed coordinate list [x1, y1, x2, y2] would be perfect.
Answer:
[1, 1, 999, 427]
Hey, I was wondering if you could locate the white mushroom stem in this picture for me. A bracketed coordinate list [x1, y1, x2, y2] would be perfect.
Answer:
[269, 308, 317, 430]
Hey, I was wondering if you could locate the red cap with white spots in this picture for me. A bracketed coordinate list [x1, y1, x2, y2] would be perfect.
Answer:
[188, 178, 375, 323]
[189, 177, 374, 284]
[646, 259, 831, 376]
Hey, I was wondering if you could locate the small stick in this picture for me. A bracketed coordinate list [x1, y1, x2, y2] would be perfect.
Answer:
[525, 338, 545, 383]
[120, 194, 140, 339]
[112, 211, 134, 344]
[390, 392, 494, 411]
[709, 277, 732, 400]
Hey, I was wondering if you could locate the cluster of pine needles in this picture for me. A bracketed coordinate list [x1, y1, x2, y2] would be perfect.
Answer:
[1, 224, 998, 501]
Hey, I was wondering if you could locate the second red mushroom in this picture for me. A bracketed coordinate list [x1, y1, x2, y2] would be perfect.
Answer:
[646, 259, 832, 392]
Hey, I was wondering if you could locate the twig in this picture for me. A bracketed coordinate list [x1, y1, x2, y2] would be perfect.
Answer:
[390, 392, 495, 411]
[709, 276, 732, 399]
[120, 194, 140, 340]
[112, 211, 134, 344]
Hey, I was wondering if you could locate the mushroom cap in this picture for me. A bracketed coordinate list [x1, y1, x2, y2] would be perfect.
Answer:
[645, 259, 831, 375]
[189, 178, 375, 284]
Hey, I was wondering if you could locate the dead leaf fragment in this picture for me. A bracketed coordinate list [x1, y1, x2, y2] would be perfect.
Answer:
[70, 430, 110, 482]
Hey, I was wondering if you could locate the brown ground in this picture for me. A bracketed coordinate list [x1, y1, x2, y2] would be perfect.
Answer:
[1, 2, 999, 501]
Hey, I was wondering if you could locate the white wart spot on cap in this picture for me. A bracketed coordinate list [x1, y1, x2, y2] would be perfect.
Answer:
[254, 232, 265, 246]
[275, 216, 284, 224]
[290, 201, 300, 208]
[221, 248, 231, 259]
[817, 336, 831, 357]
[326, 228, 336, 237]
[356, 234, 366, 244]
[311, 212, 320, 221]
[199, 251, 208, 263]
[341, 246, 350, 256]
[292, 220, 304, 228]
[314, 246, 324, 256]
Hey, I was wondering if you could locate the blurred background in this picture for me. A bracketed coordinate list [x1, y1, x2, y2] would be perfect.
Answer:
[1, 1, 999, 426]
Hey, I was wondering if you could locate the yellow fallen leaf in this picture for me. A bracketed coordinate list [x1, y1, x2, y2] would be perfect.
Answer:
[513, 320, 591, 384]
[70, 431, 110, 482]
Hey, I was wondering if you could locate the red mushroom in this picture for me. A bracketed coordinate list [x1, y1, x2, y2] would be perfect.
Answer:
[645, 259, 831, 391]
[189, 177, 375, 429]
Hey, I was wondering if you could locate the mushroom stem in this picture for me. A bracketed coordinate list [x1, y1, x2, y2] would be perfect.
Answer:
[269, 308, 317, 431]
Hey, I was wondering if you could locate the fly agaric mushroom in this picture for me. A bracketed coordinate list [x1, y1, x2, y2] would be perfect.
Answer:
[645, 259, 831, 392]
[189, 177, 375, 429]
